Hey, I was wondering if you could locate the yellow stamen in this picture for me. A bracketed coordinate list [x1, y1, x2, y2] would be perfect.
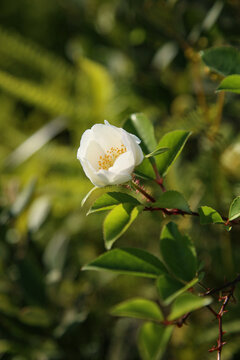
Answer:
[98, 144, 127, 170]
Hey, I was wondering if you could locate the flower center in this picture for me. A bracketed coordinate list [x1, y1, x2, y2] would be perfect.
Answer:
[98, 144, 127, 170]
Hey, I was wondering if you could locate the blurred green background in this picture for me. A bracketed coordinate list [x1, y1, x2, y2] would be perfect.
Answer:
[0, 0, 240, 359]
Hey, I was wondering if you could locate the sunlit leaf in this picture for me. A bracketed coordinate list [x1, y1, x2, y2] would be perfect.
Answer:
[83, 248, 167, 278]
[229, 196, 240, 221]
[155, 130, 191, 177]
[87, 192, 140, 215]
[198, 206, 224, 224]
[104, 204, 143, 249]
[138, 322, 173, 360]
[111, 298, 163, 322]
[217, 75, 240, 94]
[168, 293, 212, 321]
[160, 222, 197, 282]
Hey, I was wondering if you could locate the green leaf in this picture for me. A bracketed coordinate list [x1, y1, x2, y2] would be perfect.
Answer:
[111, 298, 163, 322]
[198, 206, 224, 224]
[10, 178, 37, 217]
[201, 46, 240, 76]
[87, 192, 140, 215]
[134, 158, 156, 180]
[168, 293, 212, 321]
[145, 147, 169, 158]
[138, 322, 173, 360]
[124, 113, 157, 154]
[157, 275, 199, 305]
[155, 130, 191, 177]
[159, 222, 197, 282]
[104, 204, 143, 249]
[82, 247, 167, 278]
[154, 191, 191, 213]
[217, 75, 240, 94]
[229, 196, 240, 221]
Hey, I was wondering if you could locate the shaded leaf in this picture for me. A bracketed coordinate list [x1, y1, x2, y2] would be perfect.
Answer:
[138, 322, 173, 360]
[201, 46, 240, 76]
[111, 298, 163, 322]
[168, 293, 212, 321]
[134, 158, 156, 180]
[155, 130, 191, 177]
[217, 75, 240, 94]
[160, 222, 197, 282]
[124, 113, 157, 154]
[198, 206, 224, 224]
[87, 192, 140, 215]
[104, 204, 143, 249]
[83, 247, 167, 278]
[157, 275, 199, 305]
[154, 191, 191, 213]
[229, 196, 240, 221]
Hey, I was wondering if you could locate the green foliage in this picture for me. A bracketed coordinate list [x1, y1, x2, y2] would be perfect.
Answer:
[138, 323, 173, 360]
[124, 113, 157, 154]
[156, 275, 199, 305]
[155, 130, 191, 177]
[154, 191, 191, 213]
[145, 147, 169, 159]
[1, 1, 240, 359]
[229, 196, 240, 221]
[103, 204, 143, 249]
[198, 206, 224, 224]
[201, 46, 240, 76]
[159, 222, 197, 282]
[83, 248, 167, 278]
[87, 192, 140, 215]
[111, 298, 163, 322]
[168, 293, 212, 321]
[217, 74, 240, 94]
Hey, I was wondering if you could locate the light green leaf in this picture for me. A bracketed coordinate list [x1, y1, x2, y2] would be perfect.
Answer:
[168, 293, 212, 321]
[145, 147, 169, 158]
[82, 247, 167, 278]
[160, 222, 197, 282]
[154, 191, 191, 213]
[198, 206, 224, 224]
[104, 204, 143, 249]
[155, 130, 191, 177]
[124, 113, 157, 154]
[217, 75, 240, 94]
[201, 46, 240, 76]
[229, 196, 240, 221]
[87, 192, 140, 215]
[111, 298, 163, 322]
[138, 322, 173, 360]
[157, 275, 199, 305]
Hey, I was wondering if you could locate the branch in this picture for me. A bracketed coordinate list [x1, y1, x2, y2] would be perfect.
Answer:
[144, 206, 240, 227]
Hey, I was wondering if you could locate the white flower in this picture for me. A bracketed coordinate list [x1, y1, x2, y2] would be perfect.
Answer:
[77, 121, 144, 187]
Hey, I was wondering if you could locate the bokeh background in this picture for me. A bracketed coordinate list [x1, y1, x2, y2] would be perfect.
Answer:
[0, 0, 240, 359]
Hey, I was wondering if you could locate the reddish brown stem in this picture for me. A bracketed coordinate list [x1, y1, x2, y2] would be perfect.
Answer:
[152, 161, 166, 192]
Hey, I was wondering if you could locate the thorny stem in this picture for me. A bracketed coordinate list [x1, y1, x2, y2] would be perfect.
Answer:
[131, 180, 156, 203]
[151, 161, 166, 192]
[143, 206, 240, 226]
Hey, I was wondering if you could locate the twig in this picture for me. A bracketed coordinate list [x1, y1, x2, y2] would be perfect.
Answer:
[204, 275, 240, 296]
[151, 161, 166, 192]
[131, 180, 156, 203]
[143, 206, 240, 227]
